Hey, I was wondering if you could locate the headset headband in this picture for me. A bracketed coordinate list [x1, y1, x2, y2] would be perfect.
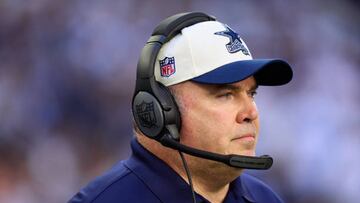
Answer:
[132, 12, 215, 140]
[135, 12, 216, 92]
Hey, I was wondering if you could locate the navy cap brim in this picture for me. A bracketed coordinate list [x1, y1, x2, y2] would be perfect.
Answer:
[191, 59, 293, 86]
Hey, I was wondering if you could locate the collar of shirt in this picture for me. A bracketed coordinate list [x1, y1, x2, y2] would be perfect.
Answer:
[124, 138, 256, 203]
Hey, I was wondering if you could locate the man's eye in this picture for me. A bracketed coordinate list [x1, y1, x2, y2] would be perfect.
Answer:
[218, 92, 233, 99]
[249, 90, 257, 98]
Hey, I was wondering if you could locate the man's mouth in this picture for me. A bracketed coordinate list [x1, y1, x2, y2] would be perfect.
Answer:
[232, 134, 255, 142]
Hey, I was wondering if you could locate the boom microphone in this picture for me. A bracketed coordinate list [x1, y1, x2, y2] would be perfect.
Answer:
[160, 130, 273, 170]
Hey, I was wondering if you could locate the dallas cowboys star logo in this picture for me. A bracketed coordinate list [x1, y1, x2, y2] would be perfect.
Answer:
[214, 24, 250, 55]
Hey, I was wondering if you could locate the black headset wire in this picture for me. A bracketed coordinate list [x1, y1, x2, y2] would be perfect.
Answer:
[178, 151, 197, 203]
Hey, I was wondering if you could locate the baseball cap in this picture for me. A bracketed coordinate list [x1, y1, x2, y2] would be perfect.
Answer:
[154, 21, 293, 86]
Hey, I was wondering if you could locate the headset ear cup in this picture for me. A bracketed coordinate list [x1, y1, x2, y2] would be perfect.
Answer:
[132, 91, 165, 139]
[132, 86, 181, 141]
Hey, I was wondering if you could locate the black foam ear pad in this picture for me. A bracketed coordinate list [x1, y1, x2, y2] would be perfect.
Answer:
[157, 83, 181, 131]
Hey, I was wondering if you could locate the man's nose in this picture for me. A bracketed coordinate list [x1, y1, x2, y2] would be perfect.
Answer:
[236, 96, 259, 123]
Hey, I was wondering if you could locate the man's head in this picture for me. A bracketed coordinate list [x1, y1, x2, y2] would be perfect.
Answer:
[133, 12, 292, 173]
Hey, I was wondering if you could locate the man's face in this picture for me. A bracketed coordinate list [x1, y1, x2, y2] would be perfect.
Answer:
[172, 76, 259, 157]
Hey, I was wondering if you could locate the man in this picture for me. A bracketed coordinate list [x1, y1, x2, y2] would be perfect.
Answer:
[69, 12, 292, 203]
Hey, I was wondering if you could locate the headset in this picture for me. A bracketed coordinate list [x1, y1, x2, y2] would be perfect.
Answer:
[132, 12, 273, 170]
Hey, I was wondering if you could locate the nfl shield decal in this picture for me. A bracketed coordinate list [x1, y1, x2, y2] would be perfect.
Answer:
[135, 101, 157, 128]
[159, 57, 176, 77]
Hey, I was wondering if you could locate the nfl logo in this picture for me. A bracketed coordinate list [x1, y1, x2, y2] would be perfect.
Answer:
[136, 101, 157, 128]
[159, 57, 176, 77]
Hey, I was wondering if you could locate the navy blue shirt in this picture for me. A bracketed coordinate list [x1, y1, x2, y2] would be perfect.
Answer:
[68, 138, 284, 203]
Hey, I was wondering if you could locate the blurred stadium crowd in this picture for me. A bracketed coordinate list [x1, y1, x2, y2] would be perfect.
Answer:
[0, 0, 359, 203]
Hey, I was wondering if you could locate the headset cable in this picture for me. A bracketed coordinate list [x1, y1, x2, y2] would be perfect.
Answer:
[179, 151, 197, 203]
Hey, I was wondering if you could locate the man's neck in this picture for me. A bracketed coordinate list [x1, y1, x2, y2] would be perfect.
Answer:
[178, 170, 229, 203]
[137, 135, 242, 203]
[173, 154, 242, 203]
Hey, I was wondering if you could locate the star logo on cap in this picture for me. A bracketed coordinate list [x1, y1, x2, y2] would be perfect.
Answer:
[214, 24, 250, 55]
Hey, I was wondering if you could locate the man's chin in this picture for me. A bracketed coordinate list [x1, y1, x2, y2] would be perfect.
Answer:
[236, 150, 256, 157]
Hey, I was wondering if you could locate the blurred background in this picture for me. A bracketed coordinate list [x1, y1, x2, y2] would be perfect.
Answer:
[0, 0, 359, 202]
